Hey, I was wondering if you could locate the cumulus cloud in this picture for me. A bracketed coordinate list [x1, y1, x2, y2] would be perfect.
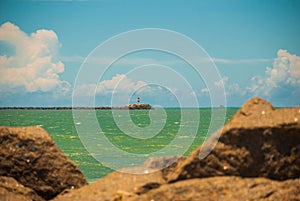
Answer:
[201, 76, 232, 94]
[0, 22, 70, 94]
[75, 74, 146, 96]
[247, 49, 300, 101]
[73, 74, 186, 106]
[200, 75, 243, 106]
[96, 74, 146, 95]
[205, 49, 300, 106]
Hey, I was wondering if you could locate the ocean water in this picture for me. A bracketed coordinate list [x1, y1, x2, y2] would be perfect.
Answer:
[0, 108, 237, 183]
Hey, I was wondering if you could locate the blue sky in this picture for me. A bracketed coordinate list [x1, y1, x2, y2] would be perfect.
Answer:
[0, 0, 299, 107]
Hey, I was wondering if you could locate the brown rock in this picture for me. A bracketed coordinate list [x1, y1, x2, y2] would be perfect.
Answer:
[142, 155, 186, 180]
[0, 176, 44, 201]
[0, 126, 88, 200]
[143, 155, 184, 170]
[111, 190, 138, 201]
[52, 167, 165, 201]
[52, 155, 187, 201]
[128, 176, 300, 201]
[167, 97, 300, 182]
[127, 104, 152, 110]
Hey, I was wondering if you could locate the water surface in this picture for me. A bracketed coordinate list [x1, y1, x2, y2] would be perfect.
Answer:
[0, 108, 237, 183]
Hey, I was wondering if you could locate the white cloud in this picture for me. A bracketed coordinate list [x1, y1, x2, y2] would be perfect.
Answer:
[247, 49, 300, 98]
[214, 76, 228, 89]
[200, 76, 228, 94]
[204, 49, 300, 106]
[200, 75, 244, 99]
[74, 74, 147, 97]
[73, 74, 195, 106]
[0, 22, 70, 94]
[201, 88, 209, 93]
[96, 74, 147, 95]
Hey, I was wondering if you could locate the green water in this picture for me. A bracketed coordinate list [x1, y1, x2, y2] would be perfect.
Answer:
[0, 108, 237, 183]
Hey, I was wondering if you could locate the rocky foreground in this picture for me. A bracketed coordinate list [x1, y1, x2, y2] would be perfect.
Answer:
[0, 126, 87, 200]
[0, 97, 299, 201]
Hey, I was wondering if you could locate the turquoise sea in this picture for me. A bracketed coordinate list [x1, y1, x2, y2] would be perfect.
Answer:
[0, 108, 238, 183]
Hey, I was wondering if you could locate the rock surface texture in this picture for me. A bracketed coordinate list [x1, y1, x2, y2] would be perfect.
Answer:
[0, 176, 44, 201]
[52, 168, 166, 201]
[128, 177, 300, 201]
[166, 97, 300, 182]
[0, 126, 88, 200]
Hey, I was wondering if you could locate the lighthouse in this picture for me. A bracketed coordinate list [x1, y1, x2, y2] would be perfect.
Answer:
[126, 97, 151, 109]
[137, 97, 140, 105]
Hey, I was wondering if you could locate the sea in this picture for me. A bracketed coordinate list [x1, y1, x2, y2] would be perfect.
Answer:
[0, 108, 238, 183]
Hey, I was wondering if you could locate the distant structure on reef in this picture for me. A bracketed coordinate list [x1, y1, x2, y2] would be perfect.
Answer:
[126, 97, 152, 110]
[0, 97, 153, 110]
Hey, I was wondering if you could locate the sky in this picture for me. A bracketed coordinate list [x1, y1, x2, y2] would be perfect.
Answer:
[0, 0, 299, 107]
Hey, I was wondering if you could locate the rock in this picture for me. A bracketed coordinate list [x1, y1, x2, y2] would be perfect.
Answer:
[0, 176, 44, 201]
[52, 169, 165, 201]
[127, 176, 300, 201]
[53, 156, 185, 201]
[0, 126, 88, 200]
[111, 190, 138, 201]
[143, 155, 185, 170]
[167, 97, 300, 182]
[126, 104, 152, 110]
[142, 155, 185, 180]
[133, 182, 161, 195]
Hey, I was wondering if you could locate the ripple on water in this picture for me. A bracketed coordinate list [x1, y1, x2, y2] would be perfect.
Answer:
[0, 108, 237, 183]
